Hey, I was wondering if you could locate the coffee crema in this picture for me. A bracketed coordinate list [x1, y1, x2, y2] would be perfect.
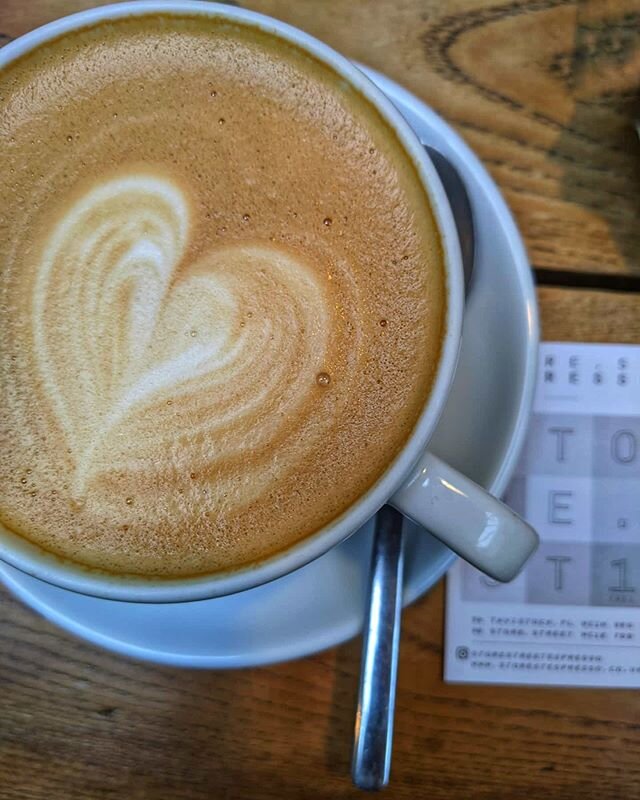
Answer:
[0, 15, 445, 577]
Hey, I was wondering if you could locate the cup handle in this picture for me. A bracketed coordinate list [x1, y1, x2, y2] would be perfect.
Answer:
[390, 452, 538, 582]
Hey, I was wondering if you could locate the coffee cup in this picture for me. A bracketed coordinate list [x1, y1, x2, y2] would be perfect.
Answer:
[0, 1, 538, 602]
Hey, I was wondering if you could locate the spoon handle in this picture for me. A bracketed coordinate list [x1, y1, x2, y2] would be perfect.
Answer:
[352, 505, 405, 791]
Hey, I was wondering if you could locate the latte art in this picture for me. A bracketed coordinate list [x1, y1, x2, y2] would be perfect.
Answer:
[0, 15, 445, 576]
[34, 174, 333, 503]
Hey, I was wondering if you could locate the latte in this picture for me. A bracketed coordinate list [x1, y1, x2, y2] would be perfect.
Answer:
[0, 14, 445, 577]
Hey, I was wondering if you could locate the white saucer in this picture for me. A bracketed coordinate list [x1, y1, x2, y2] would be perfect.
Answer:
[0, 67, 539, 668]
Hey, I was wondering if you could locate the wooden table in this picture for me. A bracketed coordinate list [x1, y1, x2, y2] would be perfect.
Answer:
[1, 2, 639, 798]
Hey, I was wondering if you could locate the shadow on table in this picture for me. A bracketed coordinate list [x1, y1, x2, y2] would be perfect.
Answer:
[324, 635, 361, 779]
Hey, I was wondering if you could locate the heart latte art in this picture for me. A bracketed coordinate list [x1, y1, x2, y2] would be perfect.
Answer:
[0, 15, 445, 576]
[34, 175, 332, 503]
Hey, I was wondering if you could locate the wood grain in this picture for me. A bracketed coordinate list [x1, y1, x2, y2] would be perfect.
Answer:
[2, 287, 640, 800]
[539, 285, 640, 342]
[247, 0, 640, 277]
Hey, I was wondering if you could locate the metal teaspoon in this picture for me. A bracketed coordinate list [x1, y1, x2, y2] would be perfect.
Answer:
[351, 145, 475, 790]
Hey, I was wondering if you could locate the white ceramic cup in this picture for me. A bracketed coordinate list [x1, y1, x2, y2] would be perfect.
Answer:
[0, 0, 538, 602]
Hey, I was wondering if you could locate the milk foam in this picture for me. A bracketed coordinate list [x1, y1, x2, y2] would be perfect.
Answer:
[33, 173, 331, 501]
[0, 15, 445, 576]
